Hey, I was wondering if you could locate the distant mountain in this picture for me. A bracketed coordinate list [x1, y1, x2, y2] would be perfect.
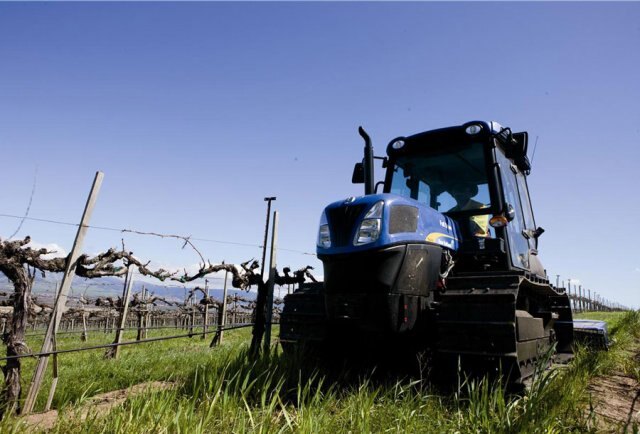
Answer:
[0, 272, 255, 305]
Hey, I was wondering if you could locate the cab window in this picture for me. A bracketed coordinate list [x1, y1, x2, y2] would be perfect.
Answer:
[389, 141, 491, 213]
[496, 147, 530, 269]
[388, 141, 494, 237]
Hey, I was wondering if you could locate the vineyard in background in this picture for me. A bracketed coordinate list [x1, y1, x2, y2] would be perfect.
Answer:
[0, 171, 634, 427]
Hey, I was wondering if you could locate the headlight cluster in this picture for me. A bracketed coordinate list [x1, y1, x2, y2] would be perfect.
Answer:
[354, 201, 383, 245]
[317, 211, 331, 248]
[317, 201, 385, 249]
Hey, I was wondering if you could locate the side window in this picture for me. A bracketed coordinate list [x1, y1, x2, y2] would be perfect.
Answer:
[516, 173, 535, 230]
[515, 172, 537, 250]
[498, 158, 530, 269]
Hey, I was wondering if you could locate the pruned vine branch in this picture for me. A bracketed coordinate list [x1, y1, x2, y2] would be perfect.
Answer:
[0, 234, 319, 416]
[274, 265, 317, 286]
[0, 235, 262, 417]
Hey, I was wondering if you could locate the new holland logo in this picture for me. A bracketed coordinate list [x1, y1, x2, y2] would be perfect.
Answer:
[344, 197, 356, 204]
[439, 219, 453, 231]
[437, 238, 455, 249]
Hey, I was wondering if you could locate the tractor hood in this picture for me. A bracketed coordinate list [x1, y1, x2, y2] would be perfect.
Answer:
[317, 193, 460, 255]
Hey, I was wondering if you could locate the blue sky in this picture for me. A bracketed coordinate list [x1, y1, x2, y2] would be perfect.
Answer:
[0, 2, 638, 308]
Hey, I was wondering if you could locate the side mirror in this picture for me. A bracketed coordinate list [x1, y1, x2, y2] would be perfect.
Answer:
[506, 204, 516, 221]
[352, 162, 364, 184]
[532, 227, 545, 238]
[532, 226, 545, 250]
[512, 132, 531, 173]
[512, 132, 528, 157]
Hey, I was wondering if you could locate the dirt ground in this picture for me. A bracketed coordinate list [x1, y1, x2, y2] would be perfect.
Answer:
[587, 347, 640, 433]
[21, 381, 174, 431]
[588, 374, 639, 432]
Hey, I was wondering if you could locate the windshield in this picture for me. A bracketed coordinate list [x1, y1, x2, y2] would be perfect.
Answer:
[389, 141, 491, 214]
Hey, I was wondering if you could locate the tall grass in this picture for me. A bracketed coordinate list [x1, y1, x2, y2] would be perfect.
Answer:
[1, 311, 638, 433]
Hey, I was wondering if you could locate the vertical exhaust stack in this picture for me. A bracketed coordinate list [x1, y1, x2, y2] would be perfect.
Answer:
[359, 126, 374, 195]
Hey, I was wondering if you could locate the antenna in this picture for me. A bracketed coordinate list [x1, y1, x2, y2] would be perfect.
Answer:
[530, 135, 539, 164]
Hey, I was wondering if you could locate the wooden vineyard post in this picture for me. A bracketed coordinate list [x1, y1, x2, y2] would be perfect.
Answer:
[202, 280, 209, 339]
[263, 211, 279, 353]
[190, 297, 196, 337]
[210, 270, 229, 347]
[579, 285, 584, 313]
[81, 311, 88, 342]
[106, 267, 134, 359]
[143, 288, 150, 339]
[43, 335, 58, 412]
[250, 196, 276, 356]
[231, 296, 237, 325]
[585, 288, 588, 311]
[23, 171, 104, 414]
[137, 288, 147, 341]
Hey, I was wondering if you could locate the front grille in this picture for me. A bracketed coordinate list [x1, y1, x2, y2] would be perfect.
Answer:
[326, 204, 365, 247]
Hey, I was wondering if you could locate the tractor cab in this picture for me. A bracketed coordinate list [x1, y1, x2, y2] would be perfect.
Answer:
[373, 121, 545, 279]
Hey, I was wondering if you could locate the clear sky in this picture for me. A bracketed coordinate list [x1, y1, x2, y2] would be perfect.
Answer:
[0, 2, 638, 308]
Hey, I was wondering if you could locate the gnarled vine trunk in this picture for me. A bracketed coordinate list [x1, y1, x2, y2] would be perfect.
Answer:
[0, 266, 31, 418]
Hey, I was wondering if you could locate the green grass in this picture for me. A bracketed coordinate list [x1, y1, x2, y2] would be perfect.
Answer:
[1, 311, 638, 433]
[574, 310, 628, 326]
[17, 325, 253, 412]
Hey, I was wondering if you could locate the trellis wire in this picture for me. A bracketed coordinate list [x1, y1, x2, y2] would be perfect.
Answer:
[0, 322, 256, 362]
[0, 212, 315, 256]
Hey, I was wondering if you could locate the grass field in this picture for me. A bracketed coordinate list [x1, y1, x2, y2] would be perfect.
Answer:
[1, 311, 638, 433]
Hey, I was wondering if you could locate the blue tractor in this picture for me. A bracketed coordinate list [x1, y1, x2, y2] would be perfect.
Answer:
[281, 121, 580, 386]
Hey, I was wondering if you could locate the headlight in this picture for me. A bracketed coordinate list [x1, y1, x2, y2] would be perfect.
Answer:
[363, 200, 384, 219]
[354, 219, 381, 245]
[317, 212, 331, 248]
[391, 139, 405, 150]
[465, 124, 483, 135]
[354, 201, 383, 245]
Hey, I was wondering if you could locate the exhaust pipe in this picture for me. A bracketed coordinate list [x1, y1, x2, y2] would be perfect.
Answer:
[359, 126, 374, 195]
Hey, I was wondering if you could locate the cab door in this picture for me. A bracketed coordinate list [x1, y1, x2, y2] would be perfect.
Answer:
[514, 170, 547, 277]
[496, 145, 530, 270]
